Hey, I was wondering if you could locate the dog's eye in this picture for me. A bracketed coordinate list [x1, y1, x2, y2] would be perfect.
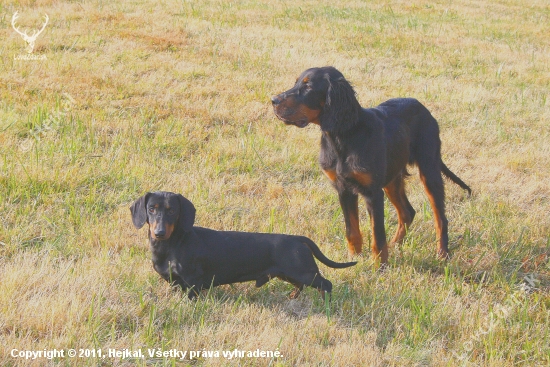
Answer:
[148, 208, 155, 214]
[300, 84, 311, 94]
[168, 209, 175, 215]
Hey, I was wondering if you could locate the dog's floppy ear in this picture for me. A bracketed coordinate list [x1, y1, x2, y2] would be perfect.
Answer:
[130, 192, 151, 229]
[319, 74, 361, 132]
[177, 194, 196, 232]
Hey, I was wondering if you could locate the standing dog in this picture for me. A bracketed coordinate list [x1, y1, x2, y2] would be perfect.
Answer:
[272, 66, 471, 265]
[131, 191, 357, 299]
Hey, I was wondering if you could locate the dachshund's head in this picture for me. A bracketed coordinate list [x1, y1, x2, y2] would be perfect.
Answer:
[130, 191, 196, 241]
[271, 66, 361, 132]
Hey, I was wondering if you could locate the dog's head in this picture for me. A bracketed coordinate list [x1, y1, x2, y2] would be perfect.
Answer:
[130, 191, 196, 241]
[271, 66, 361, 132]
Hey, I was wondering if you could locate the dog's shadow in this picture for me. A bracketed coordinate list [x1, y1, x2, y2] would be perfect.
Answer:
[159, 280, 342, 329]
[184, 282, 331, 318]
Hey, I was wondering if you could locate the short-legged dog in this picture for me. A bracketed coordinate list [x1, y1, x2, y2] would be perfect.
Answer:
[130, 191, 357, 299]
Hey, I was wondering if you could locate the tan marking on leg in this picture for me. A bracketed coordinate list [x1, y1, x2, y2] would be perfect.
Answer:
[419, 173, 449, 260]
[426, 191, 448, 259]
[346, 211, 363, 256]
[384, 180, 413, 244]
[372, 243, 388, 270]
[323, 169, 337, 183]
[367, 200, 389, 267]
[350, 171, 373, 187]
[372, 240, 389, 267]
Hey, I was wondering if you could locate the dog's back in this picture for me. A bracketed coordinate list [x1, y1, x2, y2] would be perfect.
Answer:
[190, 227, 355, 285]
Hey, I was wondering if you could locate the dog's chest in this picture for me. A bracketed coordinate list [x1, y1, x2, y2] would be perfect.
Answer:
[319, 134, 376, 190]
[151, 248, 190, 281]
[323, 163, 375, 193]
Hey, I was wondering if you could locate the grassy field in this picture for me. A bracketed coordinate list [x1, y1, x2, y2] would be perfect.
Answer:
[1, 0, 549, 365]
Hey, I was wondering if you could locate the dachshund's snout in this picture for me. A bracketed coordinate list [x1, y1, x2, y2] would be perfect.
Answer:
[154, 227, 166, 238]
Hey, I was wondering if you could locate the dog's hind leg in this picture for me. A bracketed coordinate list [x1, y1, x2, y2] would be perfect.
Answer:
[414, 112, 453, 259]
[277, 275, 304, 299]
[418, 163, 449, 259]
[384, 172, 416, 244]
[298, 273, 332, 296]
[312, 275, 332, 301]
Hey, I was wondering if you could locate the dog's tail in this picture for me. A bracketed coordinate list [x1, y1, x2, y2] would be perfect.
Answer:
[300, 238, 357, 269]
[441, 162, 472, 196]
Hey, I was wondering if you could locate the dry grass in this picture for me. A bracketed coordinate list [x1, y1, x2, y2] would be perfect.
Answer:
[0, 0, 549, 365]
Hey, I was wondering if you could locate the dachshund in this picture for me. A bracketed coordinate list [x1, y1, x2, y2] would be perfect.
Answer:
[130, 191, 357, 299]
[272, 66, 471, 265]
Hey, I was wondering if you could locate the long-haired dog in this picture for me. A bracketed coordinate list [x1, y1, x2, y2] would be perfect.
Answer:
[272, 66, 471, 265]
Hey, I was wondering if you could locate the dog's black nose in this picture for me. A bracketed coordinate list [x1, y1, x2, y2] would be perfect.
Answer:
[271, 95, 282, 105]
[154, 229, 166, 238]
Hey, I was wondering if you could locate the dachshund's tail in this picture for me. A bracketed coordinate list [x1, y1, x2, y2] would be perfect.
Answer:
[301, 238, 357, 269]
[441, 162, 472, 196]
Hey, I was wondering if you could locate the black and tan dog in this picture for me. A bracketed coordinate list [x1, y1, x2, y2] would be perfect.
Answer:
[131, 191, 356, 299]
[272, 66, 471, 265]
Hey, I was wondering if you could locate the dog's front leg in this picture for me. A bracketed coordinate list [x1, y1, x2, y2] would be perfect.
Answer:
[183, 277, 203, 300]
[170, 278, 188, 293]
[338, 189, 363, 258]
[187, 286, 202, 300]
[365, 189, 388, 266]
[183, 266, 205, 300]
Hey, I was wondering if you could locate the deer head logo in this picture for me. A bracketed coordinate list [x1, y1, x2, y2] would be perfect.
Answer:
[11, 12, 49, 54]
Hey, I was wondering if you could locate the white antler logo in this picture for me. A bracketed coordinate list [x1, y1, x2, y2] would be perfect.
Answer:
[11, 12, 49, 54]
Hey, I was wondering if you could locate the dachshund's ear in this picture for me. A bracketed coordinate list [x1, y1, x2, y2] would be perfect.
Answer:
[177, 194, 196, 232]
[319, 74, 360, 132]
[130, 193, 151, 229]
